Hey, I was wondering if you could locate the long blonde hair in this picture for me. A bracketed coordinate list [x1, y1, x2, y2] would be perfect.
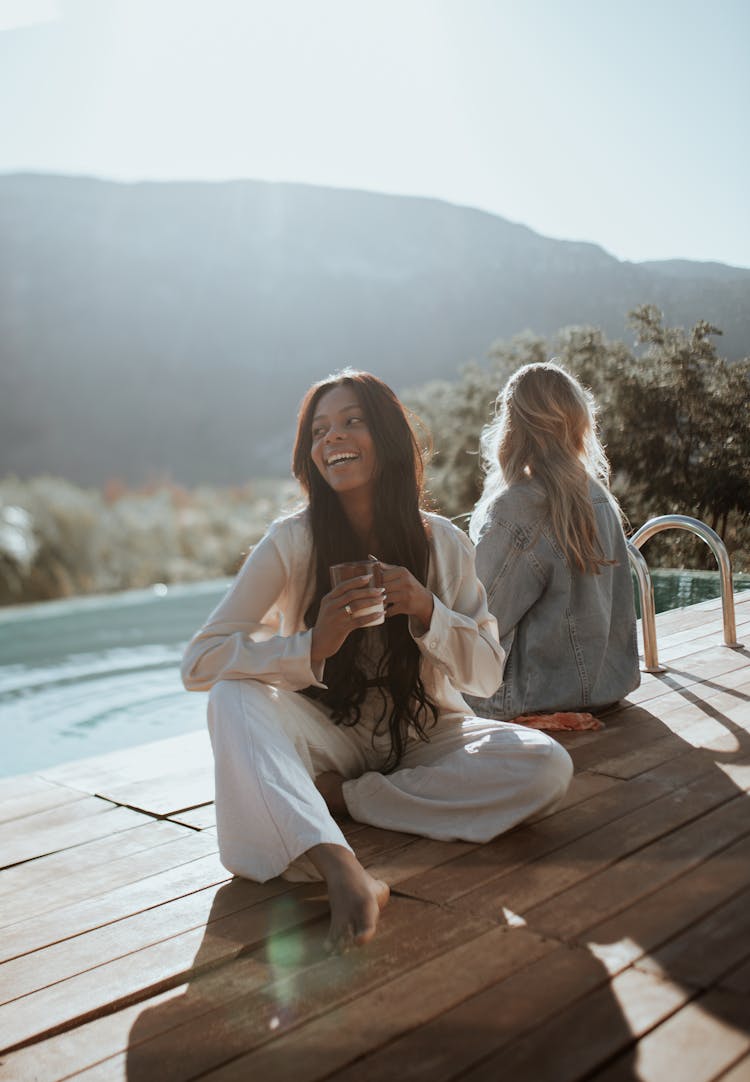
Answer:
[469, 362, 616, 573]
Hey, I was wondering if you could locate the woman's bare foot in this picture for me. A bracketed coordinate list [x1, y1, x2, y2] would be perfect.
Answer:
[315, 771, 347, 817]
[308, 843, 390, 954]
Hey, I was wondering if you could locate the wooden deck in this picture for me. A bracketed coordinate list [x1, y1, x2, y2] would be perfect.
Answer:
[1, 593, 750, 1081]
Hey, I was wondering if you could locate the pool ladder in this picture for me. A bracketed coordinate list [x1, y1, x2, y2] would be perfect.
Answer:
[627, 515, 743, 673]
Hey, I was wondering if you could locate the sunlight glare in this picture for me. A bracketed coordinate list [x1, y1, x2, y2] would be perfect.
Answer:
[0, 0, 60, 32]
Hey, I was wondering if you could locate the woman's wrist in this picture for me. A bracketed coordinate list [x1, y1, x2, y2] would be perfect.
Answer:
[411, 590, 434, 634]
[310, 626, 328, 665]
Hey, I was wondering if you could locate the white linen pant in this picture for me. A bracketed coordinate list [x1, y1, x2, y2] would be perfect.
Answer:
[207, 678, 573, 882]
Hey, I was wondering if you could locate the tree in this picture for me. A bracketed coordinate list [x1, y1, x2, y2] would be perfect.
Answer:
[601, 306, 750, 529]
[404, 309, 750, 569]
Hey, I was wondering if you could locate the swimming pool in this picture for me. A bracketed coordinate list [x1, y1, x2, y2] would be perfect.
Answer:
[1, 571, 749, 778]
[637, 568, 750, 617]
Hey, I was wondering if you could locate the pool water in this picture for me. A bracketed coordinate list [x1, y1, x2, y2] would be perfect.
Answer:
[1, 571, 749, 778]
[0, 581, 230, 778]
[636, 568, 750, 618]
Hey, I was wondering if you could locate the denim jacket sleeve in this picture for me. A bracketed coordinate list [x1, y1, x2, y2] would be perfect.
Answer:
[474, 517, 547, 657]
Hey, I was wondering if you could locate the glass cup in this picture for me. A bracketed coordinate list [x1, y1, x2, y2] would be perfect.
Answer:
[329, 558, 385, 626]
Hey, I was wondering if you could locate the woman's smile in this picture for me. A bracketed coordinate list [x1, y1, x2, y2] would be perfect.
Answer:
[325, 450, 361, 468]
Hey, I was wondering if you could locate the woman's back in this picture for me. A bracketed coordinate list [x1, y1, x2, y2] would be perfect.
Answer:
[471, 475, 640, 720]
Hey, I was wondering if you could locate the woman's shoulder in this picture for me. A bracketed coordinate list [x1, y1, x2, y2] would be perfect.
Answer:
[263, 507, 313, 553]
[423, 509, 465, 536]
[588, 477, 614, 505]
[422, 511, 473, 555]
[485, 481, 547, 526]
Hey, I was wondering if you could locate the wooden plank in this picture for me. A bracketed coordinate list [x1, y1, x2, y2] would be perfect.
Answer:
[540, 768, 620, 812]
[0, 794, 113, 843]
[591, 724, 750, 781]
[719, 957, 750, 996]
[628, 648, 750, 707]
[0, 804, 151, 869]
[0, 851, 231, 964]
[0, 773, 51, 803]
[566, 709, 672, 773]
[447, 769, 742, 924]
[657, 625, 750, 664]
[642, 654, 750, 705]
[0, 819, 188, 899]
[0, 878, 284, 1053]
[0, 891, 492, 1060]
[568, 692, 750, 779]
[590, 990, 750, 1082]
[1, 926, 552, 1082]
[647, 654, 750, 701]
[96, 768, 213, 817]
[631, 745, 741, 791]
[186, 927, 559, 1082]
[713, 1055, 750, 1082]
[635, 885, 750, 990]
[365, 835, 478, 884]
[648, 661, 750, 710]
[0, 781, 87, 824]
[80, 899, 496, 1082]
[318, 947, 662, 1082]
[653, 632, 750, 674]
[0, 873, 286, 1009]
[396, 773, 669, 906]
[343, 824, 424, 868]
[167, 804, 215, 830]
[559, 683, 750, 777]
[0, 985, 189, 1082]
[0, 821, 443, 968]
[653, 678, 750, 730]
[586, 732, 691, 781]
[599, 660, 750, 717]
[575, 833, 750, 977]
[519, 793, 750, 943]
[38, 730, 211, 795]
[0, 827, 217, 929]
[653, 608, 750, 651]
[452, 966, 689, 1082]
[649, 630, 750, 666]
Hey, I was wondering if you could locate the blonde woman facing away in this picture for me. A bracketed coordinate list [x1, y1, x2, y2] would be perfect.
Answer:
[467, 362, 640, 723]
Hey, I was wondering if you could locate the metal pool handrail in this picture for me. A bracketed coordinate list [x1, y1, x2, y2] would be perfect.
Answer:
[630, 515, 742, 669]
[626, 542, 664, 673]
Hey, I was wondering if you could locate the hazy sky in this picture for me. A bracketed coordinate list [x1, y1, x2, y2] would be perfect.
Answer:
[1, 0, 748, 267]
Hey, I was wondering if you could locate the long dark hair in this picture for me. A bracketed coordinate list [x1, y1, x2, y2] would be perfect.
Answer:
[293, 369, 438, 770]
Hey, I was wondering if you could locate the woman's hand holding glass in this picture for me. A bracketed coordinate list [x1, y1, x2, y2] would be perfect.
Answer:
[311, 576, 387, 663]
[380, 563, 434, 633]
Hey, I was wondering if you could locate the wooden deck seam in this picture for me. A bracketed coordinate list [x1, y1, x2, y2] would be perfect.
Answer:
[90, 796, 206, 829]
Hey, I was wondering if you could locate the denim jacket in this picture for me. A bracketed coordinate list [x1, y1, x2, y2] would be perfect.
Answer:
[467, 479, 640, 720]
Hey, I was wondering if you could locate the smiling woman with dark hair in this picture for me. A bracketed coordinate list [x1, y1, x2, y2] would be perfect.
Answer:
[182, 369, 573, 953]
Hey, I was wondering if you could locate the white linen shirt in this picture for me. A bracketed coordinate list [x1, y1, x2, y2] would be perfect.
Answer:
[181, 509, 504, 717]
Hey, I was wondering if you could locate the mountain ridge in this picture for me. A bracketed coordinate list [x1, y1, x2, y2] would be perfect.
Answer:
[1, 173, 747, 485]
